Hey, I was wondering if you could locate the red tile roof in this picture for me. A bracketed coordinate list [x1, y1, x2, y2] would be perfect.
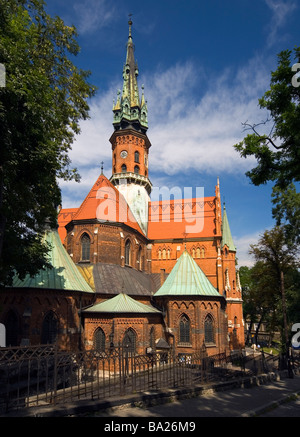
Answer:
[58, 174, 144, 236]
[147, 197, 218, 239]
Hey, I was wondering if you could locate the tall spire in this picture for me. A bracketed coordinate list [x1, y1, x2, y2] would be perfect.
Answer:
[221, 203, 236, 252]
[112, 18, 148, 133]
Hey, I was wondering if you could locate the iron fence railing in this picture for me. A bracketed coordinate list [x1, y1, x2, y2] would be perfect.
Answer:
[0, 344, 285, 414]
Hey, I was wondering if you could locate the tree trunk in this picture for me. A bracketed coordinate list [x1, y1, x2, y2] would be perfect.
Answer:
[255, 312, 265, 346]
[246, 319, 253, 345]
[280, 270, 289, 353]
[0, 165, 6, 259]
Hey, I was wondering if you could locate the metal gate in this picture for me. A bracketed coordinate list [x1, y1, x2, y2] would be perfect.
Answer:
[0, 344, 278, 414]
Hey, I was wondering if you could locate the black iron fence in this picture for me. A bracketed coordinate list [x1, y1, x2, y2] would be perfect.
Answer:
[0, 344, 292, 414]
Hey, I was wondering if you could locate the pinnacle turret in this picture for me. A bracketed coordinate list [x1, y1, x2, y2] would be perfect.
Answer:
[221, 204, 236, 252]
[112, 19, 148, 133]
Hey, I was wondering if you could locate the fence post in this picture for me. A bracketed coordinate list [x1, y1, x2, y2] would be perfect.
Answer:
[53, 342, 58, 405]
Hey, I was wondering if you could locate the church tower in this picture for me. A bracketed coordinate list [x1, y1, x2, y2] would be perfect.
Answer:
[109, 19, 152, 235]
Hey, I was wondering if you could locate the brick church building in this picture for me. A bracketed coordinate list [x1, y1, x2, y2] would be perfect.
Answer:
[0, 20, 244, 355]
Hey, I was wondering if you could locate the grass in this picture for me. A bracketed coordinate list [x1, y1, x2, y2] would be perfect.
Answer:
[260, 346, 280, 356]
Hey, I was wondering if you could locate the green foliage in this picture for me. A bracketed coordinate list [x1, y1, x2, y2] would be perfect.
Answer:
[249, 226, 298, 275]
[0, 0, 96, 285]
[272, 183, 300, 245]
[239, 262, 278, 344]
[234, 47, 300, 188]
[243, 226, 299, 348]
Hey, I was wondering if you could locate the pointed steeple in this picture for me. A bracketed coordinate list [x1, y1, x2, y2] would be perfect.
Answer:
[112, 18, 148, 133]
[154, 250, 220, 297]
[221, 204, 236, 252]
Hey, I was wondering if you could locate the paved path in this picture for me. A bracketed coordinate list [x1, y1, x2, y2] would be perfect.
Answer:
[93, 373, 300, 417]
[260, 396, 300, 417]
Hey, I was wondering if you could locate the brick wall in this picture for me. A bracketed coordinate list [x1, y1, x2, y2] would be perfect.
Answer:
[65, 221, 149, 271]
[0, 288, 94, 350]
[83, 313, 164, 354]
[156, 296, 228, 356]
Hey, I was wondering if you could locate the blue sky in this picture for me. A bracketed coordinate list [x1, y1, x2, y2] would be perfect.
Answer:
[45, 0, 300, 267]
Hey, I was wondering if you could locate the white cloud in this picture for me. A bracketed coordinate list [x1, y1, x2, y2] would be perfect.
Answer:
[143, 57, 269, 177]
[264, 0, 298, 46]
[234, 231, 262, 268]
[73, 0, 115, 34]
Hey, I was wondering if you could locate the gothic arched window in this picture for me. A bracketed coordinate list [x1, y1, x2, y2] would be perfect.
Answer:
[81, 233, 91, 261]
[121, 164, 127, 173]
[125, 239, 131, 265]
[179, 314, 191, 344]
[204, 315, 215, 344]
[123, 328, 136, 354]
[41, 311, 58, 344]
[134, 151, 140, 163]
[134, 165, 140, 174]
[5, 310, 19, 347]
[94, 328, 106, 352]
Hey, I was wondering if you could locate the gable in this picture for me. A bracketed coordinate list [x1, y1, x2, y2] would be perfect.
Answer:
[58, 174, 144, 236]
[148, 197, 219, 240]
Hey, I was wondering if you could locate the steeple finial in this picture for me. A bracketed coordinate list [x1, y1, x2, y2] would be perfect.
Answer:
[128, 14, 133, 37]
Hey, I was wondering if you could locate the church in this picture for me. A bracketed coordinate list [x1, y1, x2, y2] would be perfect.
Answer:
[0, 20, 244, 356]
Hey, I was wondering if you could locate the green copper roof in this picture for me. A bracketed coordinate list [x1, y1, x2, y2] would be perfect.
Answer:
[12, 228, 94, 294]
[112, 19, 148, 132]
[83, 293, 161, 314]
[221, 205, 236, 252]
[154, 250, 220, 297]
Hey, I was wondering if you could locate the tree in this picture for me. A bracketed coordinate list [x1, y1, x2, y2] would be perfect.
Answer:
[239, 266, 257, 344]
[234, 47, 300, 189]
[239, 264, 277, 346]
[249, 226, 299, 354]
[272, 183, 300, 245]
[0, 0, 96, 285]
